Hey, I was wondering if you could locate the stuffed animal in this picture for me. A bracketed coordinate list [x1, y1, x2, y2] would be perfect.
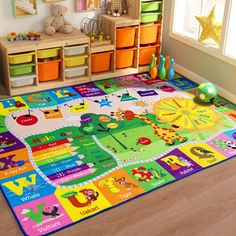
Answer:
[16, 0, 36, 15]
[107, 0, 128, 17]
[43, 4, 73, 36]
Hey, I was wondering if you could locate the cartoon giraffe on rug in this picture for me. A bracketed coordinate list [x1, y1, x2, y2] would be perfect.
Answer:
[123, 110, 187, 145]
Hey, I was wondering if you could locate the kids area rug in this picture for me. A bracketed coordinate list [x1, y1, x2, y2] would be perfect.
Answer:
[0, 73, 236, 235]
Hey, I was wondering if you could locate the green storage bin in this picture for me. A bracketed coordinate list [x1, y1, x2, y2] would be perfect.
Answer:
[141, 1, 162, 12]
[10, 63, 35, 76]
[141, 12, 162, 23]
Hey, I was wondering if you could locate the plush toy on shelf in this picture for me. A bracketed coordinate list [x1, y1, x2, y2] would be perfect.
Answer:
[107, 0, 128, 17]
[196, 82, 217, 103]
[43, 4, 73, 36]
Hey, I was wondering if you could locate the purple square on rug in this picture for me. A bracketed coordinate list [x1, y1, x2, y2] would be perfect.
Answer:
[72, 83, 106, 97]
[156, 149, 202, 179]
[0, 131, 25, 154]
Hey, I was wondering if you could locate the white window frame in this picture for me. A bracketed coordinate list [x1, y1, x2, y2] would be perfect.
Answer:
[169, 0, 236, 66]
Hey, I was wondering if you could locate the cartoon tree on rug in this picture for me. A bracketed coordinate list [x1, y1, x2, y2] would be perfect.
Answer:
[79, 113, 128, 150]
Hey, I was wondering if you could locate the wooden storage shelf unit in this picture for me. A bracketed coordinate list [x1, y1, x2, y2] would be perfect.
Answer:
[97, 0, 163, 75]
[0, 0, 164, 96]
[0, 31, 90, 96]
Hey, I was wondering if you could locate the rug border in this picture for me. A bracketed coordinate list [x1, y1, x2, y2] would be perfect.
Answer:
[1, 153, 236, 236]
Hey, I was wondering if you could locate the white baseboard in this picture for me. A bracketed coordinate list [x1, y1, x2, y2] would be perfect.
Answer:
[175, 63, 236, 104]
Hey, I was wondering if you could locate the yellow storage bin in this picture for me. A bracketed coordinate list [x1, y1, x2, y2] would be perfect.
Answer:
[37, 48, 60, 59]
[65, 54, 88, 67]
[8, 52, 35, 65]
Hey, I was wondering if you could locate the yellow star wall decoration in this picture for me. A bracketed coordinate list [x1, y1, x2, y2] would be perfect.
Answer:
[195, 5, 222, 45]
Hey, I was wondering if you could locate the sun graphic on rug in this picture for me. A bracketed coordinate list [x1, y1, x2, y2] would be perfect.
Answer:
[153, 97, 223, 131]
[134, 100, 147, 108]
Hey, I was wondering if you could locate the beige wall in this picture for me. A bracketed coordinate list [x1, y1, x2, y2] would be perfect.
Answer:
[0, 0, 97, 36]
[162, 0, 236, 95]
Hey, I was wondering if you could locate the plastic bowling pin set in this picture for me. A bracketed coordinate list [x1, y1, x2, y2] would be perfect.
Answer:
[149, 54, 175, 80]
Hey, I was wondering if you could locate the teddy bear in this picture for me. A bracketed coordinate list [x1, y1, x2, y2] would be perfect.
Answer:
[43, 4, 73, 36]
[107, 0, 128, 17]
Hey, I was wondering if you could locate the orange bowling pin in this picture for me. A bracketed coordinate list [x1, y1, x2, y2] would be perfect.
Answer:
[150, 57, 158, 79]
[165, 56, 170, 73]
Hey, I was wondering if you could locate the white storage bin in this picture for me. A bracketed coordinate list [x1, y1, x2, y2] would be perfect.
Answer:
[65, 65, 88, 78]
[10, 74, 35, 87]
[64, 44, 88, 56]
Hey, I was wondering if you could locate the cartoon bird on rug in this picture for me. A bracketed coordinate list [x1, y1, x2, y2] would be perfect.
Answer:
[190, 147, 214, 159]
[42, 205, 60, 218]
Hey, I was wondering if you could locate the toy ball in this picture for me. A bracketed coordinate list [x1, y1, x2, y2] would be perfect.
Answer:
[197, 82, 217, 103]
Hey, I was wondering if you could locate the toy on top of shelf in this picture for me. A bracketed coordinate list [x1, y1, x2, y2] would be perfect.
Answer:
[150, 57, 158, 79]
[107, 0, 128, 17]
[80, 17, 100, 36]
[27, 32, 41, 40]
[196, 82, 217, 103]
[80, 17, 110, 43]
[43, 4, 73, 36]
[168, 58, 175, 80]
[159, 57, 166, 80]
[7, 32, 17, 41]
[98, 32, 104, 41]
[7, 31, 41, 41]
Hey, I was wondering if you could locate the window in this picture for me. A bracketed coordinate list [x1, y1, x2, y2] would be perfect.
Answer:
[170, 0, 236, 64]
[225, 0, 236, 59]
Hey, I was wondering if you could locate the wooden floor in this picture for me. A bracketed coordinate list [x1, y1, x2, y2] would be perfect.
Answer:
[0, 157, 236, 236]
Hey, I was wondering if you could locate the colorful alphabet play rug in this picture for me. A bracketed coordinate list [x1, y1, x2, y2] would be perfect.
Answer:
[0, 73, 236, 235]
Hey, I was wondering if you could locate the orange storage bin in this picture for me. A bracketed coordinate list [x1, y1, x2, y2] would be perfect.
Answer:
[140, 24, 160, 45]
[139, 45, 159, 66]
[38, 59, 61, 82]
[116, 27, 137, 49]
[92, 51, 113, 73]
[116, 48, 136, 69]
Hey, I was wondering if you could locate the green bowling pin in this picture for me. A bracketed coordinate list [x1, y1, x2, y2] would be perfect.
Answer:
[149, 54, 155, 73]
[159, 57, 166, 80]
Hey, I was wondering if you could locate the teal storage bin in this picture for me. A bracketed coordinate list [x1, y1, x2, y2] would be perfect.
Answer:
[141, 12, 162, 23]
[141, 1, 162, 12]
[10, 63, 35, 76]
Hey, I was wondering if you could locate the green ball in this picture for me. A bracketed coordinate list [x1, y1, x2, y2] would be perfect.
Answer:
[197, 82, 217, 103]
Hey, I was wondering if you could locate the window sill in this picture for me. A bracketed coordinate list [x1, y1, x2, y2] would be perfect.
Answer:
[169, 31, 236, 67]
